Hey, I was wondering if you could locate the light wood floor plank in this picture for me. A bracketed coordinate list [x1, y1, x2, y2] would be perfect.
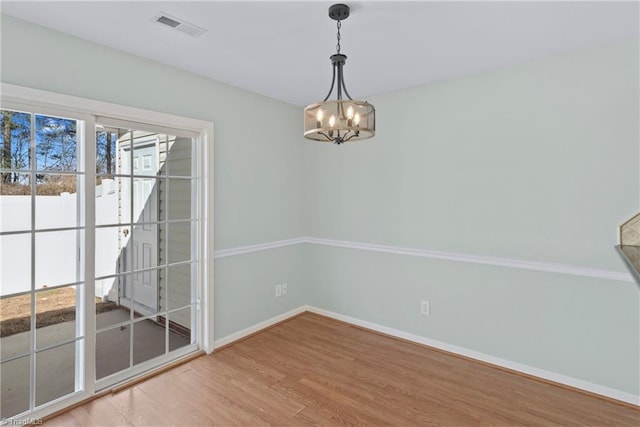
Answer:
[45, 312, 639, 426]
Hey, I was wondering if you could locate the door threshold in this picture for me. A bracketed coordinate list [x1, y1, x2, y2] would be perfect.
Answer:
[42, 350, 205, 423]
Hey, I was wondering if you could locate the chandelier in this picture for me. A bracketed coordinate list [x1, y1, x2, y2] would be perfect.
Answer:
[303, 4, 375, 145]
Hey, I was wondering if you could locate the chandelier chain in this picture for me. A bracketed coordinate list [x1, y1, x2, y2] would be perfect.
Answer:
[336, 20, 341, 54]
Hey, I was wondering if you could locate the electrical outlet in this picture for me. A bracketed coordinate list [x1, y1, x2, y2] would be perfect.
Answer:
[275, 284, 282, 298]
[281, 283, 288, 294]
[420, 300, 430, 316]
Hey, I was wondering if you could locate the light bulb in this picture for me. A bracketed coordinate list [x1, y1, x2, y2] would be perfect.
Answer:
[354, 113, 361, 126]
[347, 106, 354, 120]
[315, 109, 324, 128]
[329, 115, 336, 127]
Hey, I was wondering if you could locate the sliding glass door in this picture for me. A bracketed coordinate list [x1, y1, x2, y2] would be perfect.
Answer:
[1, 107, 86, 419]
[1, 101, 203, 421]
[93, 119, 198, 386]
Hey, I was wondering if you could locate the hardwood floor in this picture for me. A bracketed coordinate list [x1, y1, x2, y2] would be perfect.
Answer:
[46, 312, 639, 426]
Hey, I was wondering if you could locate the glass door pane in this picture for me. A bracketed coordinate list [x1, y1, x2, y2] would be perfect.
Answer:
[94, 121, 197, 385]
[0, 108, 84, 419]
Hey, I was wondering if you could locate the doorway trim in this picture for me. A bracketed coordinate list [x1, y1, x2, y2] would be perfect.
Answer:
[1, 82, 214, 422]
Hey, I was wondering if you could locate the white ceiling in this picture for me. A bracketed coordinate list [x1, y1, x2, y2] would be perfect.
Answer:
[2, 1, 638, 106]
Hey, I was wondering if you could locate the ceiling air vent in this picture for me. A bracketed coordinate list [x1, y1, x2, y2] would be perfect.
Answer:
[156, 15, 181, 28]
[153, 12, 207, 37]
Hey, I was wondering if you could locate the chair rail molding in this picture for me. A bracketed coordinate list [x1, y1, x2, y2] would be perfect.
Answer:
[214, 236, 633, 283]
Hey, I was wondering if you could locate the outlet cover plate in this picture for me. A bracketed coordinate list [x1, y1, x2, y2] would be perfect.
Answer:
[420, 300, 430, 316]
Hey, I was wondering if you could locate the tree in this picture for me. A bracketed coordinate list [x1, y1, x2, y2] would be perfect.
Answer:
[35, 115, 77, 174]
[96, 130, 116, 176]
[106, 132, 113, 175]
[1, 110, 30, 184]
[2, 111, 15, 183]
[2, 111, 118, 187]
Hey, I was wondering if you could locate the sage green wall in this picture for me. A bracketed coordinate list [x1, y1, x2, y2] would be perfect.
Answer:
[0, 15, 307, 338]
[304, 41, 640, 395]
[305, 41, 639, 271]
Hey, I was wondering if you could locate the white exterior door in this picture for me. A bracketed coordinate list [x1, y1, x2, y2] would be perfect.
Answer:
[119, 139, 159, 313]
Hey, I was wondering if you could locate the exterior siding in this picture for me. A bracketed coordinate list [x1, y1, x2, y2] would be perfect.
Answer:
[158, 136, 193, 330]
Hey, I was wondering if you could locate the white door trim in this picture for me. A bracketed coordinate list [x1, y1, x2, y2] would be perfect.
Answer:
[1, 83, 215, 421]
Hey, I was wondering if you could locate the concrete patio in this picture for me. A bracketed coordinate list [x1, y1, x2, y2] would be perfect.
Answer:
[1, 308, 189, 419]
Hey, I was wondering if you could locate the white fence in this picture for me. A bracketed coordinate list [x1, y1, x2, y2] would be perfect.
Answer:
[1, 180, 119, 299]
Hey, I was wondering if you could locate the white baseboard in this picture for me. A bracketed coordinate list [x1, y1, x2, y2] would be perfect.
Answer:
[212, 306, 307, 348]
[210, 305, 638, 406]
[305, 306, 640, 407]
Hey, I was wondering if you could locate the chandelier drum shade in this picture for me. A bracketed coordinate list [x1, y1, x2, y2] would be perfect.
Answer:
[304, 4, 375, 145]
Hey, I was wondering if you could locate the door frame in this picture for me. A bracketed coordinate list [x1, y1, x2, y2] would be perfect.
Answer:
[1, 83, 215, 423]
